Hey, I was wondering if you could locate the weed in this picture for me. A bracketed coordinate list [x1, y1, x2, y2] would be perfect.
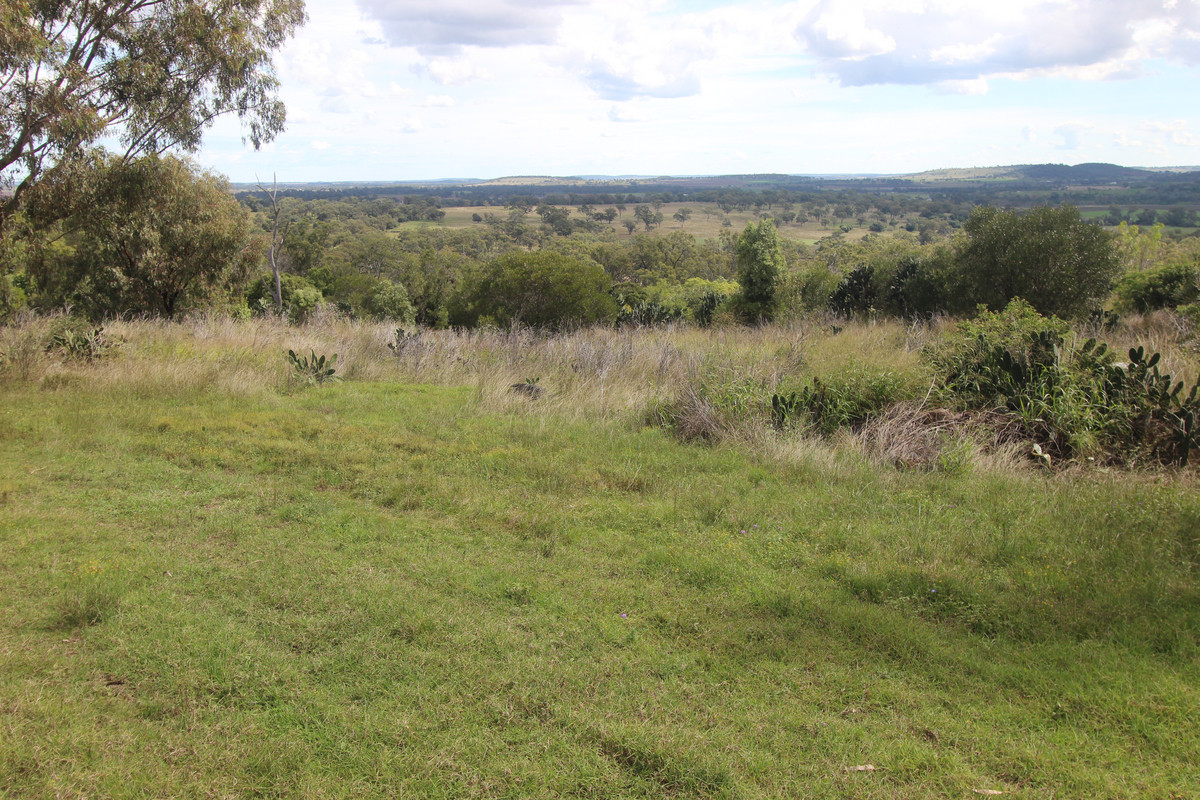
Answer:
[47, 320, 115, 362]
[387, 327, 423, 357]
[286, 349, 339, 385]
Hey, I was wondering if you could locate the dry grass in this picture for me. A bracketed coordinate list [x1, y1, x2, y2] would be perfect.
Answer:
[4, 309, 1197, 476]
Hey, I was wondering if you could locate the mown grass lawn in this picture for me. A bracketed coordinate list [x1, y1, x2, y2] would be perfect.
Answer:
[1, 378, 1198, 798]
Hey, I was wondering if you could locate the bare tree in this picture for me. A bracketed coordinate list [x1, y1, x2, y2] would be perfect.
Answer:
[258, 175, 291, 315]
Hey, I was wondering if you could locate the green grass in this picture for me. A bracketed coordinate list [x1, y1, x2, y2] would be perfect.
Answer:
[2, 357, 1198, 797]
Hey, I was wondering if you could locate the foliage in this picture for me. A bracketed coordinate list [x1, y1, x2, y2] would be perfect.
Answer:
[1113, 261, 1200, 313]
[363, 278, 416, 323]
[286, 349, 339, 385]
[926, 299, 1072, 409]
[47, 320, 114, 362]
[453, 251, 616, 330]
[27, 154, 259, 319]
[0, 272, 26, 320]
[928, 299, 1200, 464]
[789, 371, 915, 435]
[248, 273, 323, 322]
[733, 219, 785, 321]
[0, 0, 305, 225]
[953, 204, 1121, 317]
[829, 265, 875, 316]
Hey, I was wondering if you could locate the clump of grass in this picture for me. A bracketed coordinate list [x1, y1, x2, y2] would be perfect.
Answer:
[56, 560, 123, 629]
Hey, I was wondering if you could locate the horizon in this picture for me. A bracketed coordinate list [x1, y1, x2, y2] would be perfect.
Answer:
[224, 161, 1200, 189]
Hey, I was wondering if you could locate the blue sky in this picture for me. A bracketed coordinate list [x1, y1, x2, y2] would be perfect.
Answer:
[197, 0, 1200, 183]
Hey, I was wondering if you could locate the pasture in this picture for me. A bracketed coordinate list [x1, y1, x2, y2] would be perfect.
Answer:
[1, 314, 1197, 798]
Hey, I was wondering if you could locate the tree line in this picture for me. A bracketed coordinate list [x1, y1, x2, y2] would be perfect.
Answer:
[9, 145, 1197, 333]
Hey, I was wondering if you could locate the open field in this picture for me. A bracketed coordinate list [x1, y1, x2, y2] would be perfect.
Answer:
[404, 203, 877, 244]
[1, 314, 1198, 798]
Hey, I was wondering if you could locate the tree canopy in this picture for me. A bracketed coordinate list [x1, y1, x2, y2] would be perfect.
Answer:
[452, 251, 616, 330]
[29, 153, 259, 319]
[734, 219, 785, 320]
[954, 205, 1121, 318]
[0, 0, 306, 226]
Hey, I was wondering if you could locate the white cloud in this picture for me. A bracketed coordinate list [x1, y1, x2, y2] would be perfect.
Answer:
[311, 140, 331, 151]
[794, 0, 1200, 88]
[608, 105, 645, 123]
[1144, 120, 1200, 146]
[935, 77, 990, 95]
[354, 0, 580, 54]
[423, 94, 456, 107]
[424, 57, 493, 85]
[1054, 123, 1092, 150]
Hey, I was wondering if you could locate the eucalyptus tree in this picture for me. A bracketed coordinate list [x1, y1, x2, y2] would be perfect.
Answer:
[0, 0, 306, 230]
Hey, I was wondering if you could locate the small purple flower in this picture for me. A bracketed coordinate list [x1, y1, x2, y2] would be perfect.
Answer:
[740, 529, 746, 534]
[931, 589, 936, 593]
[753, 524, 759, 529]
[620, 613, 627, 618]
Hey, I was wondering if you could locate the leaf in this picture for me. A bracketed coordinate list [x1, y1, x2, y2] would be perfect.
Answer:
[971, 791, 1004, 796]
[845, 765, 876, 772]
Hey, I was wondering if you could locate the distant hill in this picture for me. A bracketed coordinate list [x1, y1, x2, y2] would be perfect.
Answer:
[901, 163, 1164, 185]
[231, 163, 1200, 209]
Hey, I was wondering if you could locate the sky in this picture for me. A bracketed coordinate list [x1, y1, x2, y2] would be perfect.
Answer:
[196, 0, 1200, 183]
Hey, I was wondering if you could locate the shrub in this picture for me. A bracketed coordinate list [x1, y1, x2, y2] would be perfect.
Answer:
[26, 153, 258, 319]
[953, 204, 1121, 318]
[452, 251, 616, 330]
[363, 278, 416, 323]
[789, 369, 916, 435]
[734, 219, 785, 321]
[1113, 262, 1200, 313]
[286, 349, 340, 386]
[247, 274, 324, 322]
[925, 299, 1071, 409]
[927, 299, 1200, 465]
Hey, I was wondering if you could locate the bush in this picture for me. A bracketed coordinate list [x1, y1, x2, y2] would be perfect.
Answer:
[926, 299, 1200, 465]
[363, 278, 416, 323]
[247, 274, 324, 322]
[452, 251, 616, 330]
[953, 205, 1121, 318]
[734, 219, 785, 322]
[1113, 262, 1200, 313]
[26, 153, 258, 319]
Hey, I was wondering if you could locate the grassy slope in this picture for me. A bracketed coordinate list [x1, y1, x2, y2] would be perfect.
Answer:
[1, 352, 1198, 798]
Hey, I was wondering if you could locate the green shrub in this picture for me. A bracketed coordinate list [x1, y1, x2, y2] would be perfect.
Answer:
[926, 299, 1071, 409]
[927, 299, 1200, 465]
[45, 317, 115, 361]
[734, 220, 785, 322]
[953, 204, 1121, 317]
[453, 251, 616, 330]
[363, 278, 416, 323]
[247, 274, 324, 322]
[790, 369, 914, 435]
[1113, 262, 1200, 313]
